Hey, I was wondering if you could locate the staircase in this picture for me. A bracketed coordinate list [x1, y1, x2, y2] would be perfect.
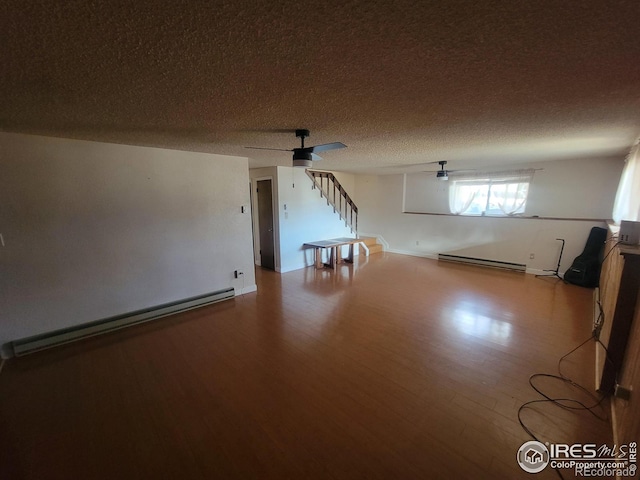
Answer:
[359, 236, 383, 255]
[306, 170, 358, 234]
[305, 170, 383, 256]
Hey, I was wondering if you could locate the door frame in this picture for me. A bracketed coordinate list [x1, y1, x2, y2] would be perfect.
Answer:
[250, 175, 280, 271]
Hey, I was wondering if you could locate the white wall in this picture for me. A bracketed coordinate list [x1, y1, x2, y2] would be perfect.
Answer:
[249, 167, 356, 273]
[0, 133, 256, 357]
[354, 156, 622, 274]
[404, 156, 623, 219]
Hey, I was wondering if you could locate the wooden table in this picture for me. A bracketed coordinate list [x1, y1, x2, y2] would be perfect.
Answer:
[303, 237, 365, 270]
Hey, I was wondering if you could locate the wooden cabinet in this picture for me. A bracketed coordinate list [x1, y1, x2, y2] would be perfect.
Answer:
[612, 292, 640, 447]
[597, 236, 640, 392]
[597, 226, 640, 445]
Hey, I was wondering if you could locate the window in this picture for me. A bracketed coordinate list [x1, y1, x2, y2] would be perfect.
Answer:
[612, 137, 640, 223]
[448, 170, 534, 216]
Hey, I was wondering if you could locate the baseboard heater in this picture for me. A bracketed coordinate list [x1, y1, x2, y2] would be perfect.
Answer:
[437, 254, 526, 273]
[10, 287, 235, 357]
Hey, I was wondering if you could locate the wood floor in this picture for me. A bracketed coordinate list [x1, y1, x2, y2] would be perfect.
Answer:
[0, 253, 612, 479]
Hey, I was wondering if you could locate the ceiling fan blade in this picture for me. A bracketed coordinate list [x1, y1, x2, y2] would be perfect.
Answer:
[422, 168, 476, 173]
[245, 146, 293, 152]
[311, 152, 323, 161]
[240, 128, 299, 134]
[308, 142, 347, 153]
[380, 160, 443, 169]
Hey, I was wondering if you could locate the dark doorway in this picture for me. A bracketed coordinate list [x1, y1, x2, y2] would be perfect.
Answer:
[256, 179, 275, 270]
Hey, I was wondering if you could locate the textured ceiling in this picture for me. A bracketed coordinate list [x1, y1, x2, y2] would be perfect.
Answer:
[1, 0, 640, 173]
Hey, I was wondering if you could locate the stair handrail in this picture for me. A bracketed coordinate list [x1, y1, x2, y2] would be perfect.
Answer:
[305, 170, 358, 235]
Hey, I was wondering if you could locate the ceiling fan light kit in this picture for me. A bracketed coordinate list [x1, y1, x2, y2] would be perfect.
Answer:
[292, 151, 314, 168]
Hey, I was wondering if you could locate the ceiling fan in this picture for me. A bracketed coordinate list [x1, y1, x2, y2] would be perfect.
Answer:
[381, 160, 473, 180]
[246, 129, 346, 168]
[435, 160, 451, 181]
[428, 161, 484, 180]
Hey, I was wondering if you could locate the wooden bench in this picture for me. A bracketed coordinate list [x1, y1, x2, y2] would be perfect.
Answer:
[303, 237, 368, 270]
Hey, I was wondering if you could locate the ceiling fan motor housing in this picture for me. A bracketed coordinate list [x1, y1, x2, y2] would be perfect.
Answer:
[437, 160, 449, 180]
[293, 149, 313, 167]
[293, 129, 312, 166]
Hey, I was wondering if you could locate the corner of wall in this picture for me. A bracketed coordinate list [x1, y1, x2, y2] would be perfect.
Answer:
[235, 284, 258, 295]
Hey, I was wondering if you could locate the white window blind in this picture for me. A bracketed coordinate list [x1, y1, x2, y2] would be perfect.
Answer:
[448, 169, 535, 216]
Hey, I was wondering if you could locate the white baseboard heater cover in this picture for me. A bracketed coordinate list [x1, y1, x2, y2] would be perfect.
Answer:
[438, 254, 526, 273]
[10, 287, 235, 357]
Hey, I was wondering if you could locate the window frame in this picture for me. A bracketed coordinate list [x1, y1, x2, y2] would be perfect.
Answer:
[448, 170, 534, 217]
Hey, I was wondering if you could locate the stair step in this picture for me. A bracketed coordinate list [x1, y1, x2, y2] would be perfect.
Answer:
[358, 237, 383, 255]
[367, 244, 383, 255]
[360, 237, 379, 247]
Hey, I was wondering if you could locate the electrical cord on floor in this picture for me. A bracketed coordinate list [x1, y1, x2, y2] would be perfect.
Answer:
[593, 301, 605, 339]
[517, 234, 622, 478]
[517, 330, 617, 480]
[591, 301, 616, 392]
[601, 239, 622, 264]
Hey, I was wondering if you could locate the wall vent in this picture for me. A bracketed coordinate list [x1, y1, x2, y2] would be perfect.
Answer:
[437, 254, 526, 273]
[10, 288, 235, 357]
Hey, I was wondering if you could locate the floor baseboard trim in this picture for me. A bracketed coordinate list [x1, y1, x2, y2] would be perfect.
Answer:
[9, 288, 236, 357]
[386, 250, 559, 276]
[386, 249, 438, 260]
